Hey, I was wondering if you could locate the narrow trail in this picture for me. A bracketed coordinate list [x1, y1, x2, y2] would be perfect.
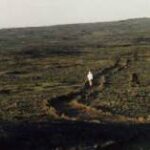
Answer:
[49, 55, 133, 119]
[80, 57, 130, 104]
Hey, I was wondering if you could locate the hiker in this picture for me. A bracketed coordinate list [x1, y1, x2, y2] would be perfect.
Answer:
[130, 73, 140, 87]
[87, 70, 93, 87]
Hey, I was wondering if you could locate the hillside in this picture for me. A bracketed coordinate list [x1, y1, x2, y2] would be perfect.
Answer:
[0, 18, 150, 53]
[0, 18, 150, 149]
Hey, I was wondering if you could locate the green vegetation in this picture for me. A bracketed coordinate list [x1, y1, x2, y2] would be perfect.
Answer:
[0, 18, 150, 122]
[0, 18, 150, 150]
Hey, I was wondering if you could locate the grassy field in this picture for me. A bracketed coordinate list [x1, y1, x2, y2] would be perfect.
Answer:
[0, 18, 149, 122]
[0, 18, 150, 149]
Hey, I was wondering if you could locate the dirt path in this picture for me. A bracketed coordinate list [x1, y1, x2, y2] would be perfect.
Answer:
[80, 57, 130, 104]
[49, 55, 133, 120]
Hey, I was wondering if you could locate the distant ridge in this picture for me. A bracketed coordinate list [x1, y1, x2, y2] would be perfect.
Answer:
[0, 17, 150, 53]
[0, 17, 150, 30]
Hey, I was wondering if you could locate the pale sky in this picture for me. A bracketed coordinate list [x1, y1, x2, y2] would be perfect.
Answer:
[0, 0, 150, 28]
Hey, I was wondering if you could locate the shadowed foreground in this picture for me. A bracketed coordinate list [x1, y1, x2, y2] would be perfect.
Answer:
[0, 121, 150, 150]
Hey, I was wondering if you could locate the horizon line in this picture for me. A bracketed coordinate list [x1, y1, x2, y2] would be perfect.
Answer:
[0, 17, 149, 30]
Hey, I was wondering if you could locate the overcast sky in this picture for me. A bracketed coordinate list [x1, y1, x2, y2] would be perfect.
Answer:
[0, 0, 150, 28]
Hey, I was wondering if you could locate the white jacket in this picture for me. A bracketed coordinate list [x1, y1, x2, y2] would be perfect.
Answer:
[87, 71, 93, 81]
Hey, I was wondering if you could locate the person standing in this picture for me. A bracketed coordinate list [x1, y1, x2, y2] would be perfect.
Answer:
[87, 70, 93, 87]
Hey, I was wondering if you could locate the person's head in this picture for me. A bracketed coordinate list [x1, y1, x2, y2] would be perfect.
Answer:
[88, 69, 92, 72]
